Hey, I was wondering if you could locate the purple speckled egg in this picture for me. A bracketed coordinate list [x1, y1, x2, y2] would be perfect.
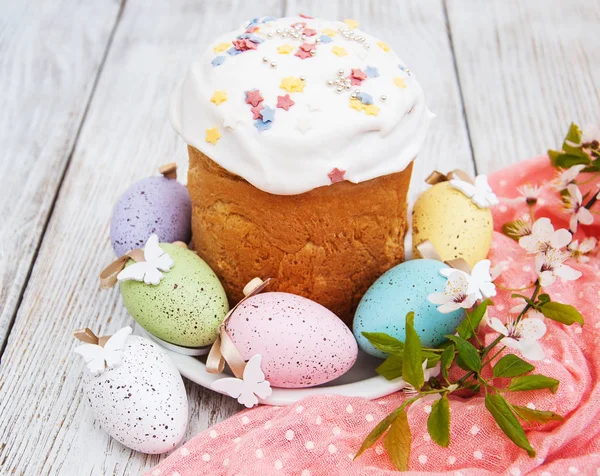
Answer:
[110, 176, 191, 256]
[226, 292, 358, 388]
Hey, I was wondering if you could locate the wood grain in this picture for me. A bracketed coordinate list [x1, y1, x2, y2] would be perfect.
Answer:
[446, 0, 600, 171]
[0, 0, 122, 352]
[0, 1, 281, 474]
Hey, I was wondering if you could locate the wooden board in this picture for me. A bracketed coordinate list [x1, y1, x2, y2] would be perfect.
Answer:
[447, 0, 600, 171]
[0, 0, 122, 352]
[3, 0, 599, 474]
[0, 1, 281, 474]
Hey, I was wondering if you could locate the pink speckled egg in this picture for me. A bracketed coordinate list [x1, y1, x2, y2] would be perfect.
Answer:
[226, 292, 358, 388]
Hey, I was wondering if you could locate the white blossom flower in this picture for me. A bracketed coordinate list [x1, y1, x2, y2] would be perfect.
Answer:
[517, 184, 541, 205]
[488, 316, 547, 361]
[490, 260, 511, 280]
[563, 184, 594, 233]
[535, 248, 582, 287]
[503, 216, 533, 240]
[440, 260, 497, 300]
[519, 217, 572, 254]
[552, 164, 586, 191]
[450, 174, 499, 208]
[428, 271, 477, 313]
[568, 237, 597, 263]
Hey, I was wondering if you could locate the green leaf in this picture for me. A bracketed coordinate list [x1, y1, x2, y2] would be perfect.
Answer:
[511, 405, 564, 424]
[485, 394, 536, 457]
[376, 356, 403, 381]
[427, 394, 450, 447]
[555, 153, 591, 168]
[402, 312, 424, 391]
[440, 345, 455, 379]
[537, 294, 551, 305]
[508, 375, 560, 394]
[361, 332, 404, 356]
[445, 335, 481, 372]
[456, 299, 491, 340]
[493, 354, 535, 378]
[539, 302, 584, 326]
[564, 122, 583, 146]
[422, 351, 441, 368]
[384, 410, 412, 471]
[355, 408, 401, 459]
[548, 148, 562, 166]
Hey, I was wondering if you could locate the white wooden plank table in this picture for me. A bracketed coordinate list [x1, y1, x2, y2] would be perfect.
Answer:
[0, 1, 598, 474]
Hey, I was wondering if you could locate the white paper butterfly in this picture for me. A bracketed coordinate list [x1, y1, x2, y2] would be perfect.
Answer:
[74, 326, 132, 376]
[211, 354, 272, 408]
[450, 174, 499, 208]
[117, 234, 174, 285]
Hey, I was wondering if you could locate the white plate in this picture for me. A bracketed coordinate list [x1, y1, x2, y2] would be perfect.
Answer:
[164, 348, 406, 406]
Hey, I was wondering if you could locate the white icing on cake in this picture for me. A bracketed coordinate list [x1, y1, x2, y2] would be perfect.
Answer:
[170, 15, 433, 195]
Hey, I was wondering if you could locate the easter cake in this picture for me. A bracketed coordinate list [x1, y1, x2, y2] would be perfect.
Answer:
[170, 16, 433, 323]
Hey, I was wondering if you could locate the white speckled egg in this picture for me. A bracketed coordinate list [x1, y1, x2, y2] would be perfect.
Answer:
[226, 292, 358, 388]
[353, 259, 465, 358]
[81, 335, 188, 454]
[412, 182, 493, 267]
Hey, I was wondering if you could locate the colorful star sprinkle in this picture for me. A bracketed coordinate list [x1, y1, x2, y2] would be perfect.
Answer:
[260, 106, 275, 122]
[211, 56, 225, 67]
[277, 44, 294, 54]
[254, 120, 272, 132]
[227, 47, 242, 56]
[357, 92, 373, 105]
[295, 42, 316, 60]
[350, 68, 367, 85]
[394, 77, 407, 88]
[233, 38, 258, 51]
[319, 35, 333, 44]
[332, 46, 348, 57]
[377, 41, 390, 52]
[213, 42, 230, 53]
[280, 76, 305, 93]
[205, 127, 221, 145]
[343, 19, 359, 29]
[250, 104, 264, 120]
[328, 168, 346, 184]
[276, 94, 295, 110]
[364, 104, 380, 116]
[303, 28, 317, 37]
[210, 90, 228, 106]
[322, 28, 337, 37]
[299, 13, 313, 19]
[245, 89, 264, 107]
[349, 98, 380, 116]
[349, 98, 365, 112]
[364, 66, 379, 78]
[296, 116, 312, 134]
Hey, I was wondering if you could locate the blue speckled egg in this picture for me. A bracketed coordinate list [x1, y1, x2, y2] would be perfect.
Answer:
[353, 259, 465, 357]
[110, 176, 191, 256]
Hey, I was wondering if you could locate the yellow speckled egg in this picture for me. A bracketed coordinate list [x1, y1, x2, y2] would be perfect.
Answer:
[412, 182, 493, 267]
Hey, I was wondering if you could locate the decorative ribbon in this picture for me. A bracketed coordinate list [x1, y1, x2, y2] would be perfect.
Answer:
[425, 169, 474, 186]
[206, 278, 273, 379]
[159, 162, 177, 180]
[73, 328, 110, 347]
[99, 248, 145, 289]
[415, 240, 472, 273]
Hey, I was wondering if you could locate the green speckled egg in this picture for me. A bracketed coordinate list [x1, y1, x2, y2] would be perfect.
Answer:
[412, 182, 493, 267]
[120, 244, 229, 348]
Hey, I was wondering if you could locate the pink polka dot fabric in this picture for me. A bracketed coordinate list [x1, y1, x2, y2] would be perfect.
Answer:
[148, 157, 600, 475]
